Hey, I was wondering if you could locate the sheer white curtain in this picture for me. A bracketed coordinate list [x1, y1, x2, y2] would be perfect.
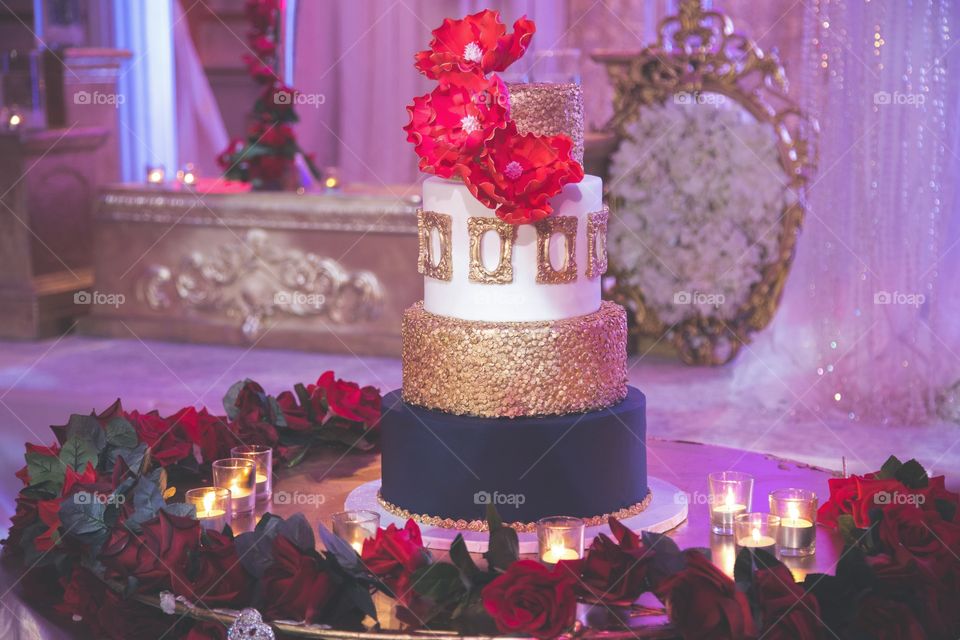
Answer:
[735, 0, 960, 427]
[292, 0, 569, 186]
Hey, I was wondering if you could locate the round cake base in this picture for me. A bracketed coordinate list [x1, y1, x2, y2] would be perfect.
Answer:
[345, 477, 688, 553]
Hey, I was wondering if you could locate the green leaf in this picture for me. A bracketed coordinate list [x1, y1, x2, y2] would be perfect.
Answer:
[449, 535, 481, 583]
[485, 504, 503, 531]
[59, 493, 108, 536]
[59, 436, 98, 472]
[294, 383, 315, 423]
[894, 459, 929, 489]
[25, 452, 65, 493]
[105, 417, 138, 449]
[411, 562, 464, 601]
[837, 514, 859, 546]
[283, 443, 312, 468]
[222, 380, 246, 420]
[484, 524, 519, 573]
[65, 415, 107, 451]
[875, 455, 902, 480]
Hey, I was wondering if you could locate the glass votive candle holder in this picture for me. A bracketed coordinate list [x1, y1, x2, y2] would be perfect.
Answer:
[231, 444, 272, 501]
[185, 487, 231, 531]
[323, 166, 341, 191]
[769, 488, 817, 557]
[735, 513, 780, 554]
[212, 458, 256, 514]
[145, 164, 165, 184]
[537, 516, 585, 564]
[332, 510, 380, 555]
[708, 471, 754, 535]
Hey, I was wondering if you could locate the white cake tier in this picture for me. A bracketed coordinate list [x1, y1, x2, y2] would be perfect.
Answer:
[421, 175, 604, 322]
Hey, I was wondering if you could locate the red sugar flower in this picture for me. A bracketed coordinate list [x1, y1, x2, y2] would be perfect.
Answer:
[414, 10, 535, 82]
[404, 75, 510, 178]
[460, 122, 584, 224]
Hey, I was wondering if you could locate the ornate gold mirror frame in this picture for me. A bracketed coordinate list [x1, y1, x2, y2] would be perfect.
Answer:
[593, 0, 817, 365]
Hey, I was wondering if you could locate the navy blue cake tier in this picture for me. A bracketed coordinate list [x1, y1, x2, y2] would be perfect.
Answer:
[379, 387, 649, 528]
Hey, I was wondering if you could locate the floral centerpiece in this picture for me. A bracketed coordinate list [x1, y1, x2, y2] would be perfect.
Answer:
[404, 10, 583, 224]
[216, 0, 321, 190]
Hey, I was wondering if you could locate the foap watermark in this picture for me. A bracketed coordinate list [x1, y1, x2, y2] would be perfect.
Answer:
[873, 91, 925, 107]
[273, 490, 327, 508]
[874, 491, 925, 507]
[74, 90, 125, 107]
[674, 290, 725, 306]
[274, 291, 326, 308]
[674, 91, 726, 106]
[674, 490, 715, 507]
[74, 290, 125, 308]
[473, 490, 526, 509]
[73, 491, 125, 505]
[471, 89, 509, 109]
[273, 89, 326, 108]
[874, 290, 925, 308]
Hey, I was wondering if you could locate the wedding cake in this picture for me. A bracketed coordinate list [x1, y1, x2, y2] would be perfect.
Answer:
[379, 10, 649, 530]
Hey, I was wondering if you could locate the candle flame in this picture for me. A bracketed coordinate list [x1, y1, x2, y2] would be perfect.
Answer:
[9, 114, 21, 126]
[788, 502, 800, 521]
[752, 527, 761, 542]
[550, 542, 567, 556]
[203, 491, 215, 513]
[724, 488, 736, 508]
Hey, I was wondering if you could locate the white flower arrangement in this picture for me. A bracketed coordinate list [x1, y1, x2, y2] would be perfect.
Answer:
[608, 96, 796, 325]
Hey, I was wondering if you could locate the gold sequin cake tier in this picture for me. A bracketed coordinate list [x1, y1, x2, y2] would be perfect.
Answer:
[401, 301, 627, 418]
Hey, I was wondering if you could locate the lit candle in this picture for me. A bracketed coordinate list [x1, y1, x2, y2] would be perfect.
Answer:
[177, 163, 198, 186]
[231, 445, 272, 501]
[8, 113, 22, 129]
[537, 516, 585, 565]
[212, 458, 256, 514]
[770, 489, 817, 556]
[146, 165, 165, 184]
[331, 510, 380, 555]
[734, 513, 780, 554]
[186, 487, 231, 531]
[708, 472, 753, 535]
[323, 166, 341, 191]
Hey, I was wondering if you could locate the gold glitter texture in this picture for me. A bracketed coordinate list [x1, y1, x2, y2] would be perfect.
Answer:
[401, 301, 628, 417]
[535, 216, 578, 284]
[508, 82, 585, 164]
[417, 209, 452, 281]
[586, 206, 610, 279]
[377, 489, 653, 533]
[467, 217, 517, 284]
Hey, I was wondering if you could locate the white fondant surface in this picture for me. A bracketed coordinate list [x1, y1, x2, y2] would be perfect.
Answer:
[422, 175, 604, 322]
[345, 477, 687, 553]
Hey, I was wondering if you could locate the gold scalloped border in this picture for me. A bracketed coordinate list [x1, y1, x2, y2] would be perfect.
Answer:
[376, 489, 653, 534]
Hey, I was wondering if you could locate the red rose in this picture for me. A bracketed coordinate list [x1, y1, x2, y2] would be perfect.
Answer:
[404, 75, 510, 179]
[243, 54, 276, 84]
[573, 516, 650, 605]
[254, 123, 295, 149]
[460, 122, 584, 224]
[414, 10, 535, 82]
[754, 564, 822, 640]
[878, 504, 960, 576]
[847, 594, 926, 640]
[55, 566, 104, 623]
[217, 138, 246, 170]
[482, 559, 577, 639]
[276, 390, 312, 431]
[655, 550, 755, 640]
[171, 529, 252, 608]
[244, 0, 278, 33]
[868, 552, 959, 638]
[257, 85, 297, 120]
[168, 406, 236, 465]
[361, 519, 429, 602]
[315, 371, 381, 428]
[249, 34, 276, 58]
[128, 409, 192, 467]
[100, 510, 201, 592]
[817, 473, 952, 529]
[249, 154, 293, 183]
[261, 534, 334, 622]
[920, 475, 960, 520]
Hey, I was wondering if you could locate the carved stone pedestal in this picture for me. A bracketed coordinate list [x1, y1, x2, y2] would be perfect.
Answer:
[82, 184, 422, 356]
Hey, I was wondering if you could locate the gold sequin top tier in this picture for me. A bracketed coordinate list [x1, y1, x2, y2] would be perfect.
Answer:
[402, 301, 628, 418]
[508, 82, 584, 164]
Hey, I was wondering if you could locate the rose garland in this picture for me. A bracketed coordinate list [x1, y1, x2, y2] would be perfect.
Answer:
[216, 0, 321, 188]
[404, 10, 584, 224]
[3, 451, 959, 638]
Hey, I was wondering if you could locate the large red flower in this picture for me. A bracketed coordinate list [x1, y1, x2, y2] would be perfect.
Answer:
[404, 75, 510, 179]
[313, 371, 381, 428]
[754, 564, 822, 640]
[414, 10, 534, 82]
[360, 519, 429, 602]
[460, 122, 584, 224]
[261, 534, 334, 622]
[481, 559, 577, 639]
[572, 516, 651, 605]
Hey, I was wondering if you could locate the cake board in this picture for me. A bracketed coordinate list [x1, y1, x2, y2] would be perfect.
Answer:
[345, 476, 687, 553]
